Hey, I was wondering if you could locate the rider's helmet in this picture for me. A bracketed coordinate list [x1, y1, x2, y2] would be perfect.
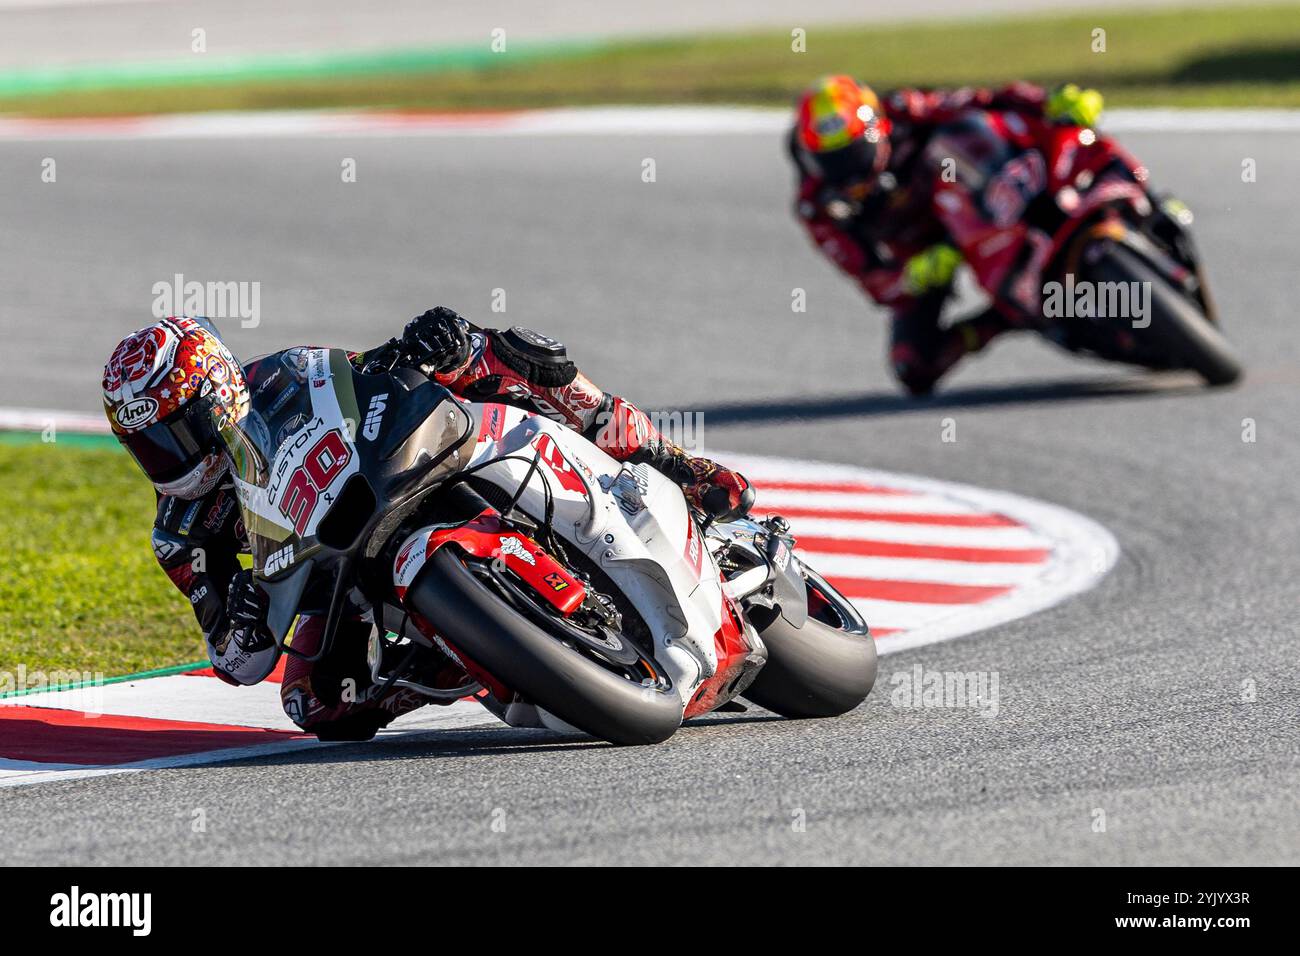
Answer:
[795, 75, 892, 192]
[102, 316, 248, 499]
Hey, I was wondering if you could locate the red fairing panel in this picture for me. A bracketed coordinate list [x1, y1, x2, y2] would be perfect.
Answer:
[683, 594, 755, 720]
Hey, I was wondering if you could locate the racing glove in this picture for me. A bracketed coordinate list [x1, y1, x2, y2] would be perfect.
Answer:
[208, 568, 280, 686]
[226, 567, 269, 630]
[402, 307, 473, 377]
[903, 243, 962, 296]
[1046, 83, 1104, 128]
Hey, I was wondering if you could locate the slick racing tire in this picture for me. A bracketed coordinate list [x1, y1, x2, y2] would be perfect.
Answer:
[406, 548, 683, 745]
[742, 600, 878, 720]
[1090, 244, 1242, 387]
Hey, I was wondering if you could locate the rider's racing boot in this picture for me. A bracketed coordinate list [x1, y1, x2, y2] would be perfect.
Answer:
[591, 396, 755, 522]
[892, 305, 1013, 396]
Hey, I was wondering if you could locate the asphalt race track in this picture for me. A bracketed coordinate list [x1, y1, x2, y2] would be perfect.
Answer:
[0, 124, 1297, 864]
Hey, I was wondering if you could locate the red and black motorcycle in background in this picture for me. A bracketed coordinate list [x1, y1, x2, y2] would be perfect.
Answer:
[832, 110, 1242, 386]
[963, 110, 1239, 385]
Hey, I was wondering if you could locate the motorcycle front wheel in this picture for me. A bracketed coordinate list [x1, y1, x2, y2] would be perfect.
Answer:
[1087, 243, 1242, 386]
[404, 548, 683, 745]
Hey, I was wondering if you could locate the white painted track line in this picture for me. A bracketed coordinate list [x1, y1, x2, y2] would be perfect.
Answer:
[0, 106, 1297, 142]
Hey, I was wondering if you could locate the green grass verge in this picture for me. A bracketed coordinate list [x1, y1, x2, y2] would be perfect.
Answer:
[3, 5, 1300, 116]
[0, 439, 205, 680]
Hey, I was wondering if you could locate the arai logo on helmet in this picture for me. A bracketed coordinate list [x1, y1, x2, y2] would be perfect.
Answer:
[116, 397, 159, 429]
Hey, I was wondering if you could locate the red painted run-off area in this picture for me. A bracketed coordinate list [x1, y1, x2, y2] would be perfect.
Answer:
[773, 505, 1019, 527]
[795, 535, 1050, 564]
[0, 476, 1046, 770]
[0, 706, 302, 766]
[829, 577, 1013, 605]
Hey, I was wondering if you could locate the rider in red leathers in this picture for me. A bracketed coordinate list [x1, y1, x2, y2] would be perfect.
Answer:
[790, 75, 1104, 394]
[102, 310, 753, 740]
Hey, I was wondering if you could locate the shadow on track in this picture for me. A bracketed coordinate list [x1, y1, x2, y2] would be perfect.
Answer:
[199, 713, 785, 770]
[691, 373, 1204, 428]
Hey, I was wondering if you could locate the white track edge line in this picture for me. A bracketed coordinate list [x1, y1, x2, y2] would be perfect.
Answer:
[0, 106, 1297, 141]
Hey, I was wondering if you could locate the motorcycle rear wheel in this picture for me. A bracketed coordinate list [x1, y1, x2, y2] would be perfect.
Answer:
[742, 590, 878, 720]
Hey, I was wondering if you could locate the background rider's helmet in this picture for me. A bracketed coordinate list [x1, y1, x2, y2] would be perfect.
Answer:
[795, 75, 893, 192]
[102, 316, 248, 499]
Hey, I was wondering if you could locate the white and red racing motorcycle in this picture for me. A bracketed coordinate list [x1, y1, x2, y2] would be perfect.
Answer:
[223, 347, 876, 745]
